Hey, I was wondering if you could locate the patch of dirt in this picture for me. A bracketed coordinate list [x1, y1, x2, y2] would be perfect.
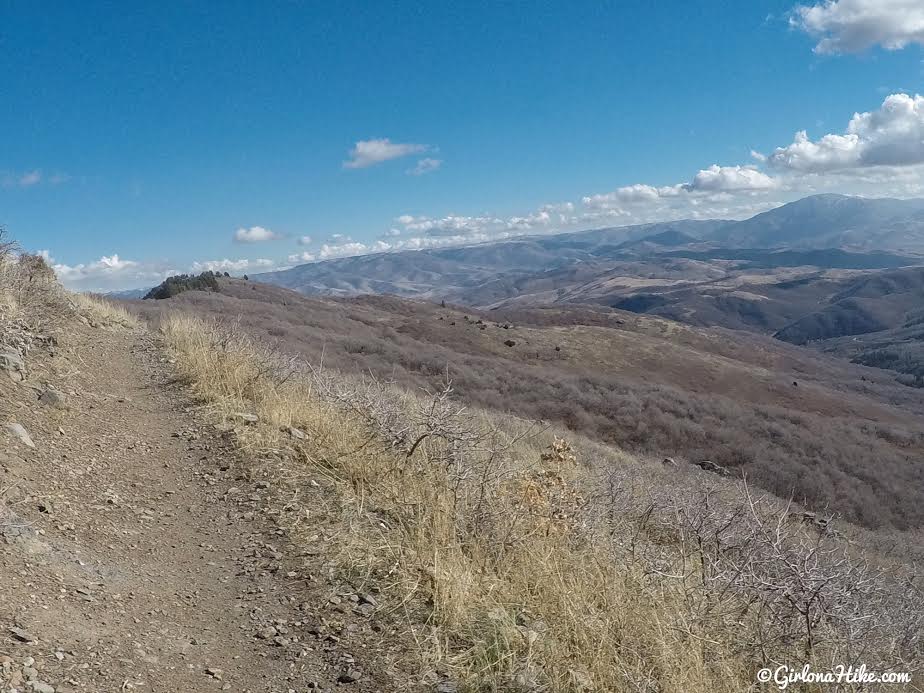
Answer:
[1, 323, 395, 692]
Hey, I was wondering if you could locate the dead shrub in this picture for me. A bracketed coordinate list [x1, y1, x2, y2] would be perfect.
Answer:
[161, 315, 924, 691]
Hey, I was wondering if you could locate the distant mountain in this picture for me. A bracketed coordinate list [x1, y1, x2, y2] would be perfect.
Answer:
[255, 219, 730, 299]
[253, 195, 924, 386]
[257, 195, 924, 303]
[104, 287, 150, 299]
[711, 194, 924, 251]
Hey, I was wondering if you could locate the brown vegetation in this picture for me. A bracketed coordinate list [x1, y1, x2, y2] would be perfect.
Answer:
[160, 312, 923, 691]
[132, 280, 924, 530]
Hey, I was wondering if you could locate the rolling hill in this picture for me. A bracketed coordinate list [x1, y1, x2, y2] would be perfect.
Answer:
[133, 277, 924, 530]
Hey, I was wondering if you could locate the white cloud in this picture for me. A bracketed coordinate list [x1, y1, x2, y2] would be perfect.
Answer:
[233, 226, 282, 243]
[395, 214, 503, 237]
[18, 171, 41, 186]
[343, 138, 428, 169]
[2, 170, 41, 187]
[318, 241, 370, 259]
[297, 235, 313, 246]
[792, 0, 924, 54]
[51, 254, 161, 292]
[190, 258, 275, 273]
[47, 251, 286, 292]
[689, 164, 778, 191]
[407, 158, 442, 175]
[0, 170, 70, 188]
[287, 251, 316, 264]
[584, 165, 777, 210]
[768, 93, 924, 171]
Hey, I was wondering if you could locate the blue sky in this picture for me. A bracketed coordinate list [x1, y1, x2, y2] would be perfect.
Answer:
[2, 0, 923, 289]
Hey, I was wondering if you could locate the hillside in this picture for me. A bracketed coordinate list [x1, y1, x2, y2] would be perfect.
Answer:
[4, 249, 923, 691]
[133, 277, 924, 531]
[251, 196, 924, 387]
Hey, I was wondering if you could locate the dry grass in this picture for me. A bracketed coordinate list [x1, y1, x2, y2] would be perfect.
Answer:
[70, 292, 140, 329]
[161, 313, 923, 692]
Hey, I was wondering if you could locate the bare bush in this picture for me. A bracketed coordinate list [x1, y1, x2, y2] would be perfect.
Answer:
[162, 315, 924, 691]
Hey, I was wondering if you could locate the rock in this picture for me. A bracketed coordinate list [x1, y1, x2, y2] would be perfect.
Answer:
[287, 426, 306, 440]
[256, 626, 277, 639]
[28, 682, 55, 693]
[9, 626, 36, 643]
[661, 457, 678, 467]
[232, 412, 259, 424]
[0, 349, 25, 379]
[38, 388, 67, 409]
[205, 667, 223, 680]
[503, 339, 516, 347]
[696, 460, 730, 477]
[5, 423, 35, 448]
[338, 668, 362, 684]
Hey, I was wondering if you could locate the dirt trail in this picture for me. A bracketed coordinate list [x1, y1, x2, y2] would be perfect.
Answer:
[1, 323, 387, 692]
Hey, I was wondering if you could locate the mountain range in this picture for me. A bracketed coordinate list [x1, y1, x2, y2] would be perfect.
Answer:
[253, 194, 924, 387]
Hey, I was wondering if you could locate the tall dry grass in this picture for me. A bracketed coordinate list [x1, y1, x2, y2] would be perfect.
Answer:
[0, 235, 136, 336]
[161, 313, 922, 692]
[70, 292, 140, 329]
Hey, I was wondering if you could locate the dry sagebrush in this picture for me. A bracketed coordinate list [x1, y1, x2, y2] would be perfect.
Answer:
[161, 313, 923, 692]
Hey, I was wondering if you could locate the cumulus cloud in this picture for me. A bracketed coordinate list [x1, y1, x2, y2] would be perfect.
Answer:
[407, 158, 442, 175]
[768, 93, 924, 172]
[287, 251, 316, 264]
[394, 214, 504, 237]
[46, 251, 287, 292]
[297, 235, 313, 246]
[318, 241, 370, 259]
[233, 226, 282, 243]
[689, 164, 778, 191]
[792, 0, 924, 54]
[49, 254, 165, 292]
[584, 165, 777, 209]
[343, 138, 428, 169]
[190, 258, 275, 273]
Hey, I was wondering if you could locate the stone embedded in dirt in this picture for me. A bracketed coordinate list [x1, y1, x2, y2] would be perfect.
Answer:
[232, 412, 259, 424]
[256, 625, 278, 640]
[337, 668, 362, 684]
[5, 422, 35, 448]
[0, 349, 25, 380]
[38, 388, 67, 409]
[205, 667, 223, 680]
[27, 681, 55, 693]
[696, 459, 730, 476]
[286, 426, 306, 440]
[9, 626, 37, 643]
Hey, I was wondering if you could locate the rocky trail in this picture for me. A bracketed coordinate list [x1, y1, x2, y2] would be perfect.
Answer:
[1, 322, 392, 692]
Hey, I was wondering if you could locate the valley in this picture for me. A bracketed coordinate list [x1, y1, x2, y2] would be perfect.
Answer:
[254, 194, 924, 390]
